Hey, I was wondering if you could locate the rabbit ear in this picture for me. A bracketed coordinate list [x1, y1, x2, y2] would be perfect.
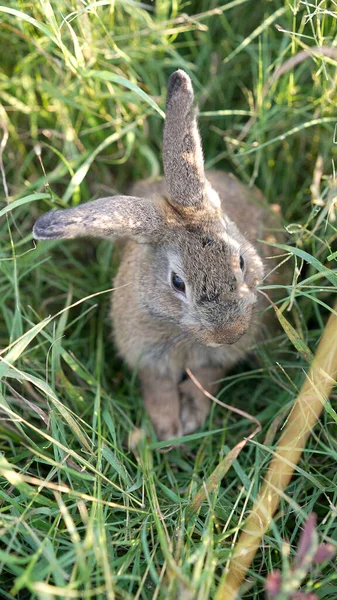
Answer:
[163, 70, 206, 210]
[33, 195, 166, 242]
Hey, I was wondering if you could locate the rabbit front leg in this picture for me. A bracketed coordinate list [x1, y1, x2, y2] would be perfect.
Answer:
[139, 368, 183, 441]
[179, 367, 224, 435]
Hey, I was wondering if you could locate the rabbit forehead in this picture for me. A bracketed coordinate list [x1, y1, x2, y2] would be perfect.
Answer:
[166, 226, 242, 295]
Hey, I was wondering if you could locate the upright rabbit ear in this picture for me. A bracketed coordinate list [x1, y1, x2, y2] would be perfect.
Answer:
[33, 195, 166, 242]
[163, 70, 206, 211]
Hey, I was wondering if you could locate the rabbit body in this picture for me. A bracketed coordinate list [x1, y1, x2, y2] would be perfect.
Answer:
[112, 172, 279, 439]
[33, 70, 283, 440]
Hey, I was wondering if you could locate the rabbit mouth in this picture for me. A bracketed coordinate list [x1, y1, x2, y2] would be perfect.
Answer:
[205, 341, 224, 348]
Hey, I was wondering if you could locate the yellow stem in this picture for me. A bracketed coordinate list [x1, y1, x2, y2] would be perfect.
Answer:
[216, 302, 337, 600]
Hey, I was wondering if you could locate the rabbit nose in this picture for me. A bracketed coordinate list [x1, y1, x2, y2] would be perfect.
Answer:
[207, 313, 251, 346]
[223, 317, 250, 343]
[220, 317, 250, 344]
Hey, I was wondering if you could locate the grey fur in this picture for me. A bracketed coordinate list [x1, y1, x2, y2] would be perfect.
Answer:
[33, 71, 285, 440]
[33, 195, 167, 242]
[163, 70, 206, 210]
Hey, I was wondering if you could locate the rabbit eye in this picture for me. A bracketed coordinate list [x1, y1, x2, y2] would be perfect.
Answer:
[171, 272, 186, 294]
[240, 255, 245, 271]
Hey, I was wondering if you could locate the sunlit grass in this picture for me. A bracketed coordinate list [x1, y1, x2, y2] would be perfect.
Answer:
[0, 1, 337, 599]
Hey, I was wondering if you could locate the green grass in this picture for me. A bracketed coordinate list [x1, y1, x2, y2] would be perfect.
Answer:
[1, 0, 337, 598]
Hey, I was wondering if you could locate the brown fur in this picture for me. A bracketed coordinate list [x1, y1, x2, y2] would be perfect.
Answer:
[33, 70, 285, 440]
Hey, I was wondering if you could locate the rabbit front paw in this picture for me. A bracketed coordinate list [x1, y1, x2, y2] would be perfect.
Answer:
[153, 418, 183, 441]
[140, 370, 184, 441]
[178, 378, 211, 435]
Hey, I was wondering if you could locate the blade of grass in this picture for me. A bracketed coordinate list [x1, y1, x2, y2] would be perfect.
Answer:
[0, 193, 51, 218]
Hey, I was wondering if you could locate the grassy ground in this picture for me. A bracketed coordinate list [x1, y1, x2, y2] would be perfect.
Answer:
[1, 0, 337, 598]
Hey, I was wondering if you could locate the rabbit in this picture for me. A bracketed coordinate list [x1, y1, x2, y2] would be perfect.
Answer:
[33, 70, 284, 441]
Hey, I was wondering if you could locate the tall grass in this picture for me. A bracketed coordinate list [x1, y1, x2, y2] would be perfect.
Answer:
[0, 1, 337, 598]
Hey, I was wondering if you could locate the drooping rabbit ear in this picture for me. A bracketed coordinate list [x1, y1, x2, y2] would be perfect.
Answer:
[33, 195, 166, 242]
[163, 70, 206, 210]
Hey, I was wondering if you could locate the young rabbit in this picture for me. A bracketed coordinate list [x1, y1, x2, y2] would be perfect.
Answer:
[33, 70, 282, 441]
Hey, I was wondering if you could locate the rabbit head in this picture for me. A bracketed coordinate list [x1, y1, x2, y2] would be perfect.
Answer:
[33, 70, 264, 347]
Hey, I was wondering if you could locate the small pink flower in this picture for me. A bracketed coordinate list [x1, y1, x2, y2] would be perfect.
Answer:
[295, 513, 318, 568]
[291, 593, 318, 600]
[265, 570, 282, 599]
[313, 543, 336, 564]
